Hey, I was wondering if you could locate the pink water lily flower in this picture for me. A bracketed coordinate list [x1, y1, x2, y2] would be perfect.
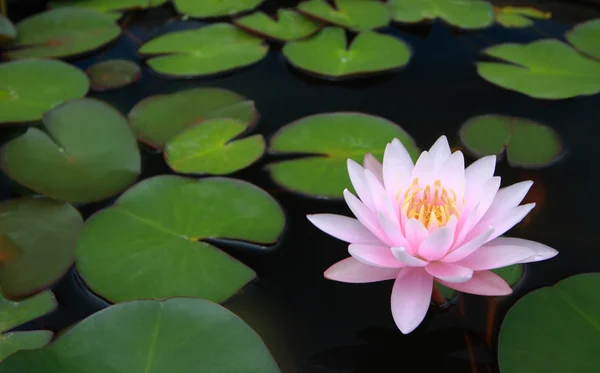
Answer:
[307, 136, 558, 334]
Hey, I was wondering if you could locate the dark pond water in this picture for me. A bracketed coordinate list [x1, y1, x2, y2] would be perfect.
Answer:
[4, 1, 600, 372]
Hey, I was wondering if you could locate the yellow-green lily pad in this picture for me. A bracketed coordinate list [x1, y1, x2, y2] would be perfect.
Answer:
[566, 19, 600, 61]
[234, 9, 322, 41]
[0, 59, 89, 125]
[165, 118, 265, 175]
[0, 14, 16, 42]
[494, 6, 551, 28]
[282, 27, 412, 80]
[459, 115, 563, 169]
[128, 87, 258, 148]
[173, 0, 264, 18]
[48, 0, 148, 12]
[0, 98, 141, 203]
[267, 112, 420, 198]
[86, 59, 141, 91]
[476, 39, 600, 99]
[297, 0, 391, 31]
[138, 23, 268, 78]
[4, 8, 121, 60]
[389, 0, 494, 29]
[76, 176, 285, 304]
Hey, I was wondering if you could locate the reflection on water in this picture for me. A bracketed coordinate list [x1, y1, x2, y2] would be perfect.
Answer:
[5, 1, 600, 372]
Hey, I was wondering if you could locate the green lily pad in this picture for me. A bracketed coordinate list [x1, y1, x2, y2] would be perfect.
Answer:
[234, 9, 322, 41]
[76, 175, 285, 304]
[0, 290, 57, 361]
[0, 198, 83, 299]
[173, 0, 264, 18]
[165, 118, 265, 175]
[459, 115, 563, 169]
[48, 0, 148, 12]
[494, 6, 551, 28]
[0, 59, 89, 125]
[0, 98, 141, 203]
[435, 283, 457, 300]
[138, 23, 268, 78]
[86, 59, 141, 91]
[566, 19, 600, 61]
[498, 273, 600, 372]
[297, 0, 391, 31]
[389, 0, 494, 29]
[282, 27, 412, 80]
[267, 112, 420, 198]
[0, 298, 280, 373]
[128, 88, 258, 149]
[477, 39, 600, 99]
[0, 14, 16, 42]
[4, 8, 121, 60]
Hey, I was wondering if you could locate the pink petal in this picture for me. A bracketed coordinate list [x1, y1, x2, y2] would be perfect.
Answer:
[307, 214, 383, 245]
[347, 159, 375, 211]
[483, 181, 534, 219]
[429, 136, 451, 170]
[363, 153, 383, 184]
[411, 151, 434, 185]
[405, 218, 429, 254]
[391, 247, 428, 267]
[344, 189, 391, 245]
[456, 244, 535, 270]
[464, 155, 496, 193]
[470, 176, 501, 225]
[483, 237, 558, 264]
[425, 262, 473, 283]
[484, 203, 536, 242]
[453, 202, 480, 247]
[438, 270, 512, 296]
[365, 169, 398, 223]
[378, 212, 409, 247]
[443, 226, 494, 263]
[382, 140, 413, 200]
[437, 151, 466, 197]
[391, 268, 433, 334]
[418, 224, 455, 261]
[324, 257, 400, 283]
[349, 244, 403, 268]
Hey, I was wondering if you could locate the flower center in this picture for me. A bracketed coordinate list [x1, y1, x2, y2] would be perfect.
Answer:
[400, 179, 460, 228]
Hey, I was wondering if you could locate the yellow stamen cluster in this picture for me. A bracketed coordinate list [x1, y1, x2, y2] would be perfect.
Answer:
[400, 178, 460, 229]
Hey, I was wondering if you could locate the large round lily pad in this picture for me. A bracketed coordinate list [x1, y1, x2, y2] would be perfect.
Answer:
[86, 59, 141, 91]
[0, 59, 89, 124]
[267, 112, 420, 198]
[0, 298, 281, 373]
[173, 0, 265, 18]
[494, 6, 551, 28]
[476, 39, 600, 99]
[128, 87, 258, 148]
[4, 8, 121, 60]
[165, 118, 265, 175]
[297, 0, 391, 31]
[76, 175, 285, 304]
[459, 115, 563, 169]
[0, 290, 56, 362]
[138, 23, 268, 78]
[0, 98, 141, 203]
[0, 198, 83, 299]
[566, 19, 600, 61]
[0, 14, 16, 42]
[234, 9, 322, 41]
[389, 0, 494, 29]
[282, 27, 412, 80]
[498, 273, 600, 372]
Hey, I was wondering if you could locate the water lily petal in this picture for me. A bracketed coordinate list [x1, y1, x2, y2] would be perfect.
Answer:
[324, 257, 400, 283]
[425, 262, 473, 283]
[418, 224, 455, 261]
[465, 155, 496, 194]
[437, 270, 512, 296]
[483, 237, 558, 264]
[443, 226, 494, 263]
[307, 214, 383, 245]
[456, 244, 535, 270]
[438, 151, 466, 197]
[365, 169, 398, 223]
[348, 159, 375, 211]
[411, 151, 434, 185]
[484, 181, 534, 219]
[349, 244, 404, 268]
[391, 268, 433, 334]
[405, 218, 429, 254]
[429, 136, 451, 170]
[471, 176, 501, 224]
[378, 212, 409, 247]
[485, 203, 536, 242]
[344, 189, 391, 245]
[363, 153, 383, 184]
[391, 247, 428, 267]
[383, 140, 413, 200]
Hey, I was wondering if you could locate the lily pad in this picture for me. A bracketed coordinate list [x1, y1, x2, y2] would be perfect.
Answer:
[86, 59, 141, 91]
[498, 273, 600, 372]
[0, 14, 16, 42]
[0, 198, 83, 299]
[494, 6, 551, 28]
[4, 8, 121, 60]
[173, 0, 265, 18]
[165, 118, 265, 175]
[0, 98, 141, 203]
[234, 9, 322, 41]
[138, 23, 268, 78]
[282, 27, 412, 80]
[477, 39, 600, 99]
[128, 88, 258, 148]
[389, 0, 494, 29]
[267, 112, 420, 198]
[459, 115, 563, 169]
[0, 290, 56, 361]
[0, 59, 89, 124]
[566, 19, 600, 61]
[48, 0, 148, 12]
[297, 0, 391, 31]
[76, 175, 285, 304]
[0, 298, 281, 373]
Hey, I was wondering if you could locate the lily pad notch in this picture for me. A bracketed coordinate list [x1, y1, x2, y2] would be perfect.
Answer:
[234, 9, 322, 42]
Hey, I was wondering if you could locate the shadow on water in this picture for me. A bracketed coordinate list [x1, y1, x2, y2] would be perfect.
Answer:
[5, 1, 600, 372]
